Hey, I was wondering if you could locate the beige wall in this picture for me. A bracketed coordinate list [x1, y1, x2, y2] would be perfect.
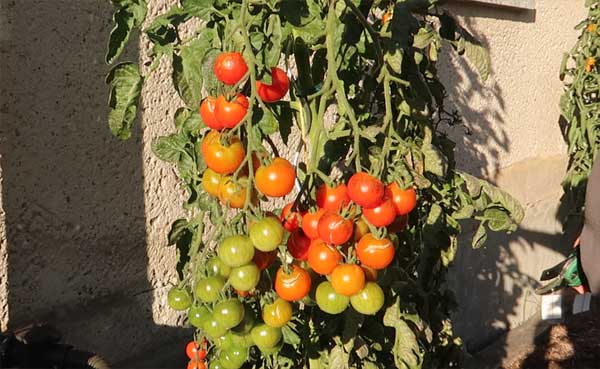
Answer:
[0, 0, 589, 363]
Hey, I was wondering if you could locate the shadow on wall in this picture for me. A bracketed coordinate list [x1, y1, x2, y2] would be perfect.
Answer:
[0, 0, 187, 365]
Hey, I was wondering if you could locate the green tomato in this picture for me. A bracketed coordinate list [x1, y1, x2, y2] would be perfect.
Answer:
[350, 282, 384, 315]
[207, 256, 231, 278]
[250, 324, 282, 350]
[258, 339, 284, 355]
[218, 235, 255, 267]
[263, 298, 293, 328]
[204, 315, 228, 339]
[215, 331, 253, 350]
[231, 305, 256, 334]
[213, 299, 245, 329]
[194, 276, 225, 303]
[228, 263, 260, 291]
[219, 346, 248, 369]
[167, 287, 192, 311]
[188, 305, 210, 329]
[249, 217, 285, 252]
[315, 281, 349, 314]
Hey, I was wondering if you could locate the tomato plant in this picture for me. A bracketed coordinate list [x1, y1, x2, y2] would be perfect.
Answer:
[106, 0, 525, 367]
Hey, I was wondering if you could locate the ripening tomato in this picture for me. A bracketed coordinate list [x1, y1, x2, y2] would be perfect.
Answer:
[287, 229, 311, 260]
[385, 183, 417, 215]
[256, 67, 290, 103]
[301, 208, 326, 239]
[317, 212, 353, 245]
[255, 158, 296, 197]
[316, 183, 350, 211]
[218, 176, 248, 209]
[347, 172, 385, 209]
[280, 202, 303, 231]
[362, 197, 397, 227]
[251, 324, 282, 350]
[249, 217, 285, 252]
[199, 96, 222, 130]
[350, 282, 385, 315]
[214, 94, 249, 129]
[213, 52, 248, 85]
[201, 131, 245, 175]
[275, 264, 311, 301]
[315, 281, 350, 314]
[330, 264, 365, 296]
[353, 218, 370, 242]
[187, 360, 206, 369]
[202, 168, 223, 197]
[263, 298, 293, 328]
[253, 249, 277, 270]
[218, 235, 255, 268]
[356, 234, 395, 270]
[307, 239, 342, 275]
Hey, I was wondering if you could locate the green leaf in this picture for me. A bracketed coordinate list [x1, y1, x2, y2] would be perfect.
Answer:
[168, 218, 189, 245]
[383, 298, 422, 369]
[174, 107, 204, 136]
[106, 62, 143, 140]
[106, 0, 147, 64]
[413, 27, 436, 49]
[422, 143, 448, 177]
[255, 109, 279, 135]
[441, 236, 458, 266]
[484, 207, 513, 232]
[182, 0, 214, 19]
[173, 32, 215, 108]
[464, 39, 491, 81]
[282, 324, 301, 346]
[145, 6, 187, 46]
[329, 345, 349, 369]
[472, 221, 487, 249]
[152, 133, 187, 162]
[202, 49, 221, 94]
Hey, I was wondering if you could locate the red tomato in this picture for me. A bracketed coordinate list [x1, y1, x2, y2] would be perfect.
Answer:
[255, 158, 296, 197]
[307, 239, 342, 275]
[199, 96, 222, 130]
[362, 197, 397, 227]
[213, 52, 248, 85]
[280, 202, 304, 231]
[317, 212, 353, 245]
[347, 172, 384, 209]
[256, 67, 290, 103]
[214, 94, 249, 129]
[287, 229, 311, 260]
[275, 265, 312, 301]
[185, 341, 199, 360]
[200, 131, 245, 175]
[187, 360, 206, 369]
[385, 183, 417, 215]
[253, 249, 277, 270]
[316, 183, 350, 211]
[356, 234, 395, 270]
[302, 208, 327, 239]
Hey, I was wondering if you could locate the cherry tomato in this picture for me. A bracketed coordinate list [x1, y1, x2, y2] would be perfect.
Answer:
[263, 298, 293, 328]
[307, 239, 342, 275]
[356, 234, 395, 270]
[350, 282, 384, 315]
[218, 176, 249, 209]
[258, 340, 284, 355]
[330, 264, 365, 296]
[256, 67, 290, 103]
[347, 172, 385, 209]
[202, 169, 222, 197]
[287, 229, 311, 260]
[213, 298, 245, 329]
[317, 212, 353, 245]
[218, 235, 255, 267]
[385, 183, 417, 215]
[301, 208, 327, 239]
[229, 263, 260, 291]
[251, 324, 282, 350]
[315, 281, 349, 315]
[275, 264, 311, 301]
[167, 287, 191, 311]
[362, 197, 397, 227]
[280, 202, 303, 231]
[214, 94, 249, 129]
[213, 52, 248, 85]
[204, 315, 228, 339]
[207, 256, 231, 278]
[255, 158, 296, 197]
[316, 183, 350, 211]
[195, 276, 225, 302]
[249, 217, 285, 252]
[201, 131, 245, 175]
[353, 218, 370, 242]
[188, 305, 210, 329]
[187, 360, 206, 369]
[186, 341, 207, 360]
[219, 346, 248, 369]
[199, 96, 222, 130]
[253, 249, 277, 270]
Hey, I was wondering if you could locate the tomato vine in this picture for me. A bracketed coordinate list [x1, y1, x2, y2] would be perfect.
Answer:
[105, 0, 524, 368]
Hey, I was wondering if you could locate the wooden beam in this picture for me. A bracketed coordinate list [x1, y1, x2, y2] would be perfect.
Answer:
[454, 0, 536, 10]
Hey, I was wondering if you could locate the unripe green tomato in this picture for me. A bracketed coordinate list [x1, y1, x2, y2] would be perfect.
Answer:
[219, 346, 248, 369]
[188, 305, 210, 329]
[218, 235, 255, 267]
[213, 299, 245, 329]
[250, 324, 282, 350]
[194, 276, 225, 303]
[228, 263, 260, 291]
[207, 256, 231, 278]
[350, 282, 385, 315]
[167, 287, 192, 311]
[315, 281, 349, 314]
[258, 339, 284, 355]
[204, 315, 228, 339]
[263, 298, 293, 328]
[249, 217, 285, 252]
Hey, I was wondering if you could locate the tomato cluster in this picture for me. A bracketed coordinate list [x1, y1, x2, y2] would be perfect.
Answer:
[167, 52, 419, 369]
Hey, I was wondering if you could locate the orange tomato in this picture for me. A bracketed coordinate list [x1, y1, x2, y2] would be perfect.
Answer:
[385, 183, 417, 216]
[275, 264, 312, 301]
[302, 208, 327, 239]
[255, 157, 296, 197]
[330, 264, 365, 296]
[201, 168, 222, 197]
[201, 130, 245, 175]
[356, 234, 395, 270]
[218, 176, 248, 208]
[307, 239, 342, 275]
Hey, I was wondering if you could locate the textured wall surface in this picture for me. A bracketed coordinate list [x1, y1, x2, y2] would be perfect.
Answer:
[0, 0, 590, 364]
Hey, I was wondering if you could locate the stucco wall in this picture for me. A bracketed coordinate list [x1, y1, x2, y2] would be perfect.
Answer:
[0, 0, 590, 364]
